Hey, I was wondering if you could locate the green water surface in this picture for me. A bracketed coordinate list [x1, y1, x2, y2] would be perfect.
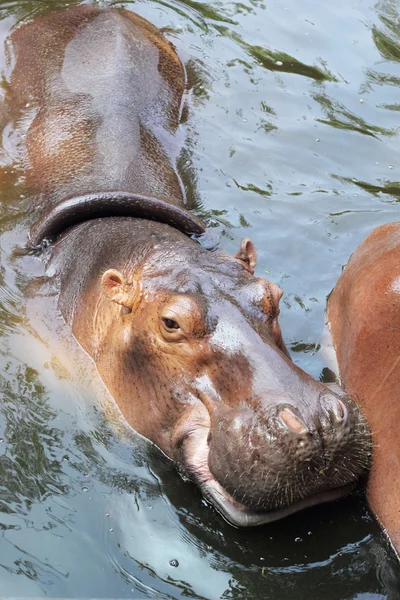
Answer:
[0, 0, 399, 598]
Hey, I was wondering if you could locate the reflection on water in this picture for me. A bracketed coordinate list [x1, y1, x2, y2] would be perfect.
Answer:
[333, 174, 400, 200]
[216, 25, 338, 82]
[0, 0, 399, 597]
[0, 364, 66, 512]
[312, 91, 398, 138]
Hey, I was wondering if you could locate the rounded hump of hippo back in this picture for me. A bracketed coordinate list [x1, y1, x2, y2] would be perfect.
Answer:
[10, 5, 187, 206]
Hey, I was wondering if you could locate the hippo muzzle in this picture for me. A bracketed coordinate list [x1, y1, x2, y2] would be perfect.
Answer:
[176, 384, 370, 526]
[160, 276, 372, 527]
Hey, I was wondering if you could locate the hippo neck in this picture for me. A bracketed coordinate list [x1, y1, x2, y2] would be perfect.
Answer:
[29, 191, 206, 249]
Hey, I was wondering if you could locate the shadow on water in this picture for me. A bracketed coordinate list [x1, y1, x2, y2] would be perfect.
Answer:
[150, 454, 400, 599]
[0, 0, 399, 598]
[0, 0, 83, 24]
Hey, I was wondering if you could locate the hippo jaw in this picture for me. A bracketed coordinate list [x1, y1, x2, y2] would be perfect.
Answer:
[181, 424, 356, 527]
[172, 376, 371, 527]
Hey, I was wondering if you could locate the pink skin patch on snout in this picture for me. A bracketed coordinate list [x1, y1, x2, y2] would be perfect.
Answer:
[280, 409, 307, 433]
[337, 400, 345, 420]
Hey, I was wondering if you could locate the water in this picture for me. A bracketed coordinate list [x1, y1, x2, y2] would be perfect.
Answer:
[0, 0, 399, 597]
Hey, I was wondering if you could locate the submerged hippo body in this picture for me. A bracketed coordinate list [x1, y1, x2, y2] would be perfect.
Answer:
[7, 6, 370, 526]
[328, 223, 400, 554]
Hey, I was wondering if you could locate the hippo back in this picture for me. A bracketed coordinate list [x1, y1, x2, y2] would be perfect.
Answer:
[328, 222, 400, 555]
[9, 5, 186, 207]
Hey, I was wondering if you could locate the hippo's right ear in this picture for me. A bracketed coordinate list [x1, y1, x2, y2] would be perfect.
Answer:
[101, 269, 134, 308]
[235, 238, 257, 274]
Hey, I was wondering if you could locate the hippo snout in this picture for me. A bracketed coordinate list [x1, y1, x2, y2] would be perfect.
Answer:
[206, 392, 370, 515]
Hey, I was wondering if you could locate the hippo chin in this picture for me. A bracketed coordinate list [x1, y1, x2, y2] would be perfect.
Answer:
[7, 5, 371, 526]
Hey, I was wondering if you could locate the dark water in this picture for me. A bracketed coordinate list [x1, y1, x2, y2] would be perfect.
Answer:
[0, 0, 399, 598]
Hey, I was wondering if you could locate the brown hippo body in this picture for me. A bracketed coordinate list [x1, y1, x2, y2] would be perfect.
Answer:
[10, 5, 185, 206]
[328, 222, 400, 554]
[5, 6, 371, 526]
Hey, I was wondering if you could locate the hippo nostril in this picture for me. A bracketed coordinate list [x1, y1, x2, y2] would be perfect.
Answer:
[320, 395, 348, 427]
[338, 400, 345, 419]
[207, 431, 212, 446]
[331, 399, 347, 424]
[328, 399, 347, 426]
[279, 409, 308, 434]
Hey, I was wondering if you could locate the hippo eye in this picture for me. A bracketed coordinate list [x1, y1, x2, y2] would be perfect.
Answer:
[162, 317, 180, 331]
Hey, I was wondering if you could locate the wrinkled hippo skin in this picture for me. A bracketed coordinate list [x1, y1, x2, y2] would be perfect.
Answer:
[328, 222, 400, 555]
[7, 5, 371, 526]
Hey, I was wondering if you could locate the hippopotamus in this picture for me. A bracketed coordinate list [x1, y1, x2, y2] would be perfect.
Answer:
[328, 222, 400, 554]
[5, 4, 371, 526]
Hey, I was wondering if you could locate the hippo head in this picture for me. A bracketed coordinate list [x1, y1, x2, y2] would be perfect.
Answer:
[96, 233, 371, 527]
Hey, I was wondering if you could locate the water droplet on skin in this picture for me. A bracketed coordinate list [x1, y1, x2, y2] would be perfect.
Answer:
[352, 178, 357, 182]
[276, 60, 283, 66]
[295, 537, 302, 542]
[0, 438, 4, 443]
[105, 512, 110, 517]
[315, 137, 320, 142]
[308, 531, 312, 535]
[169, 559, 179, 567]
[389, 165, 394, 169]
[109, 528, 114, 532]
[360, 98, 364, 104]
[82, 487, 89, 493]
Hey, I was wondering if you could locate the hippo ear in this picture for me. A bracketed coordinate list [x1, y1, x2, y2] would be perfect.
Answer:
[235, 238, 256, 273]
[101, 269, 134, 308]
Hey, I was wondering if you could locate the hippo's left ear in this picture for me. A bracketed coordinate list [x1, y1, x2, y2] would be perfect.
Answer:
[101, 269, 135, 308]
[235, 238, 257, 274]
